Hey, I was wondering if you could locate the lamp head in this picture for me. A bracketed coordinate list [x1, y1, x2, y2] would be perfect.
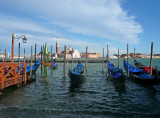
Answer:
[22, 36, 27, 43]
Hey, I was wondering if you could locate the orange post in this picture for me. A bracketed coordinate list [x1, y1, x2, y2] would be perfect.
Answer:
[1, 66, 4, 89]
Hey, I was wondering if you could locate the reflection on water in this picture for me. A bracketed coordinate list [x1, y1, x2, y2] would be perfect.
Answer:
[44, 66, 48, 77]
[69, 79, 84, 93]
[111, 79, 126, 97]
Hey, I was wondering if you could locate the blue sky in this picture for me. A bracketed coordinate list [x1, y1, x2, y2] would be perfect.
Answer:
[0, 0, 159, 56]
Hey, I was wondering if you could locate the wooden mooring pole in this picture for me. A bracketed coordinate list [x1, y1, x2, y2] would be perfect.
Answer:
[51, 45, 53, 75]
[41, 46, 42, 61]
[18, 43, 20, 63]
[11, 33, 14, 63]
[85, 46, 88, 77]
[107, 45, 109, 78]
[5, 49, 6, 63]
[51, 45, 53, 67]
[30, 46, 33, 77]
[150, 42, 153, 76]
[63, 45, 66, 78]
[35, 44, 37, 79]
[35, 44, 37, 64]
[24, 48, 26, 84]
[41, 46, 42, 75]
[127, 44, 129, 78]
[71, 48, 73, 71]
[118, 48, 119, 67]
[43, 45, 45, 77]
[67, 60, 69, 72]
[102, 48, 104, 73]
[134, 48, 136, 67]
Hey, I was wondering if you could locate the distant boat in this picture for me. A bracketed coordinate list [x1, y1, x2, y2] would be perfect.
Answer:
[68, 61, 85, 81]
[51, 60, 58, 70]
[108, 61, 124, 80]
[123, 60, 157, 85]
[41, 60, 58, 70]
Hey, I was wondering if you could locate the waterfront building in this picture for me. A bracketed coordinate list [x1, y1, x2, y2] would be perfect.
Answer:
[68, 46, 72, 52]
[0, 49, 6, 58]
[110, 55, 118, 59]
[57, 46, 80, 59]
[153, 54, 160, 58]
[134, 54, 147, 58]
[72, 49, 80, 58]
[0, 53, 5, 58]
[80, 52, 100, 58]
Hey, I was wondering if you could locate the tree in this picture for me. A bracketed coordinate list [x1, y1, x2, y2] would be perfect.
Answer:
[113, 54, 118, 57]
[136, 53, 142, 55]
[121, 54, 127, 58]
[39, 51, 43, 55]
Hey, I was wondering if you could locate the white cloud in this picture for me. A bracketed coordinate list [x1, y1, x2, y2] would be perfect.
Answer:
[0, 15, 59, 35]
[0, 0, 143, 44]
[0, 0, 144, 56]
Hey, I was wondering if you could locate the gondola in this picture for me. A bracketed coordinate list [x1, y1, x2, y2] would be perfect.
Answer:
[108, 61, 124, 81]
[134, 60, 160, 79]
[68, 61, 85, 81]
[51, 63, 58, 70]
[2, 60, 40, 77]
[26, 59, 41, 75]
[51, 60, 58, 70]
[123, 60, 157, 85]
[41, 60, 58, 70]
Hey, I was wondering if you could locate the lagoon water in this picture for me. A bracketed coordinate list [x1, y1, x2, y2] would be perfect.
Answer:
[0, 58, 160, 117]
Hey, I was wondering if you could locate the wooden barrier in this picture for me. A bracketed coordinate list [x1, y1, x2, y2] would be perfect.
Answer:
[0, 62, 26, 90]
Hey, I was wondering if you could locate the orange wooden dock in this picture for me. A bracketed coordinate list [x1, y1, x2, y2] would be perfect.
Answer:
[0, 62, 27, 90]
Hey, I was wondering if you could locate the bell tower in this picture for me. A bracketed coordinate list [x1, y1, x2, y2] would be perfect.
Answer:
[56, 39, 59, 53]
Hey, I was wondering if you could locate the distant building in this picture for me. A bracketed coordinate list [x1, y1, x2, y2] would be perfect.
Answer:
[57, 53, 72, 59]
[153, 54, 160, 58]
[123, 56, 131, 58]
[73, 49, 80, 58]
[110, 55, 118, 59]
[68, 46, 72, 52]
[48, 53, 57, 59]
[80, 52, 100, 58]
[0, 49, 6, 58]
[120, 54, 147, 58]
[58, 48, 80, 59]
[0, 53, 5, 58]
[13, 55, 24, 59]
[134, 54, 147, 58]
[55, 42, 81, 59]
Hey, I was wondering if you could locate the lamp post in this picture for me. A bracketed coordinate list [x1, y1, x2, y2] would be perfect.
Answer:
[11, 33, 27, 63]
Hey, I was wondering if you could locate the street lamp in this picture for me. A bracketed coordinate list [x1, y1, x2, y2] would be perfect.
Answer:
[11, 33, 28, 63]
[15, 35, 27, 43]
